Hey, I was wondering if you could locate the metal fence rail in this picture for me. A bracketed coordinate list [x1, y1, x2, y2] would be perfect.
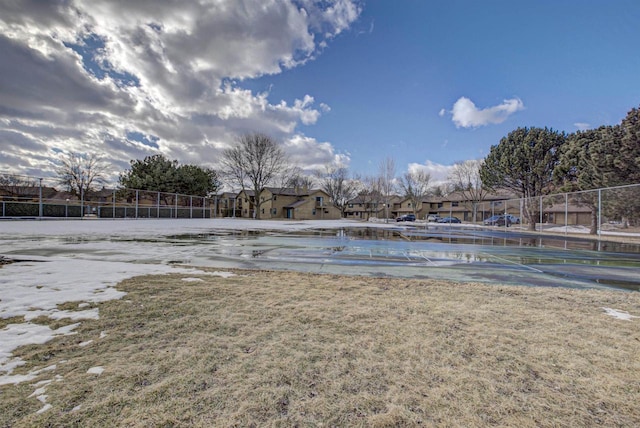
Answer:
[0, 174, 216, 219]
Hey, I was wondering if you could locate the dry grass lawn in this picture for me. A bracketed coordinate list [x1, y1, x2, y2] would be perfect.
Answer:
[2, 269, 640, 427]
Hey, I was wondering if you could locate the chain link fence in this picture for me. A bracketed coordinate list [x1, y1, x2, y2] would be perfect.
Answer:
[0, 174, 216, 219]
[475, 183, 640, 237]
[2, 173, 640, 238]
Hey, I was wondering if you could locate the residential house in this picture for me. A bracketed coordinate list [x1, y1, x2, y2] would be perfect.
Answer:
[236, 189, 256, 218]
[234, 187, 341, 220]
[418, 191, 520, 222]
[392, 197, 423, 219]
[257, 187, 341, 220]
[541, 202, 592, 225]
[214, 192, 239, 217]
[344, 194, 400, 220]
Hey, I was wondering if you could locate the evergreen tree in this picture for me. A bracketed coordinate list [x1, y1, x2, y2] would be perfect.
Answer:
[119, 154, 219, 198]
[481, 127, 567, 230]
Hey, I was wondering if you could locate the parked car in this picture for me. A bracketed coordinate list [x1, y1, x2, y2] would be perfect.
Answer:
[438, 216, 461, 223]
[484, 215, 502, 226]
[427, 214, 441, 222]
[396, 214, 416, 222]
[505, 214, 520, 224]
[484, 215, 514, 226]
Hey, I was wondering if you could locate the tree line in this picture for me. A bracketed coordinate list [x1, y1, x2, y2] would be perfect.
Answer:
[52, 104, 640, 223]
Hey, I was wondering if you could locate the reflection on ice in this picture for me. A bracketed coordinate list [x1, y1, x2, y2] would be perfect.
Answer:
[2, 224, 640, 291]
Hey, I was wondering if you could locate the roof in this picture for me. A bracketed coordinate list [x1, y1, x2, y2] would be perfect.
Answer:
[284, 199, 309, 209]
[264, 187, 305, 196]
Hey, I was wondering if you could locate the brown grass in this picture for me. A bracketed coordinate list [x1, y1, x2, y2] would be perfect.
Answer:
[2, 270, 640, 427]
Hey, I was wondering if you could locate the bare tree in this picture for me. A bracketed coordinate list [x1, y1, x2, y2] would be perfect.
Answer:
[56, 152, 108, 198]
[282, 166, 315, 195]
[221, 133, 288, 219]
[315, 165, 359, 217]
[378, 157, 396, 222]
[0, 173, 38, 197]
[448, 159, 488, 222]
[359, 175, 383, 219]
[398, 170, 432, 218]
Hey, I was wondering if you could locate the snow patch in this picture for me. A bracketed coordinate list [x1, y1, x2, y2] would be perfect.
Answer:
[87, 366, 104, 375]
[210, 271, 236, 278]
[0, 364, 57, 386]
[602, 307, 638, 321]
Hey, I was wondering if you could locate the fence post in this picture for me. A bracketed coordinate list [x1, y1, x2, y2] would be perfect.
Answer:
[539, 196, 543, 231]
[38, 178, 43, 218]
[564, 193, 568, 235]
[135, 190, 139, 219]
[157, 192, 160, 218]
[112, 189, 116, 219]
[597, 188, 602, 238]
[190, 196, 193, 219]
[175, 193, 178, 218]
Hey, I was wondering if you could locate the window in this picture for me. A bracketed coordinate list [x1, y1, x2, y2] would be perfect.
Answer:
[437, 203, 443, 208]
[273, 195, 277, 201]
[349, 204, 353, 208]
[271, 208, 277, 215]
[312, 209, 317, 215]
[452, 202, 459, 207]
[316, 196, 323, 206]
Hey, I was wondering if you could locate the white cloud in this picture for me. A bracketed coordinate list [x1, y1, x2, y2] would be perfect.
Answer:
[574, 122, 591, 131]
[447, 97, 524, 128]
[0, 0, 361, 180]
[407, 160, 453, 185]
[284, 134, 351, 172]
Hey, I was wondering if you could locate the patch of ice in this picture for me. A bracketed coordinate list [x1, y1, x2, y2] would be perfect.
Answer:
[79, 340, 93, 347]
[78, 303, 90, 308]
[602, 307, 638, 321]
[182, 277, 204, 282]
[87, 366, 104, 375]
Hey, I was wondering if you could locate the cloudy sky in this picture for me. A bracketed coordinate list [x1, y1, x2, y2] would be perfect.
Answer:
[1, 0, 639, 185]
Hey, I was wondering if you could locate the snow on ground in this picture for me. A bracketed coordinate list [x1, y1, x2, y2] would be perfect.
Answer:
[602, 307, 639, 321]
[0, 218, 383, 386]
[0, 217, 378, 238]
[1, 218, 636, 391]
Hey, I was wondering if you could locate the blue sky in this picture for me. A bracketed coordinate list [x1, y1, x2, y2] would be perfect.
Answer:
[250, 0, 640, 177]
[1, 0, 639, 185]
